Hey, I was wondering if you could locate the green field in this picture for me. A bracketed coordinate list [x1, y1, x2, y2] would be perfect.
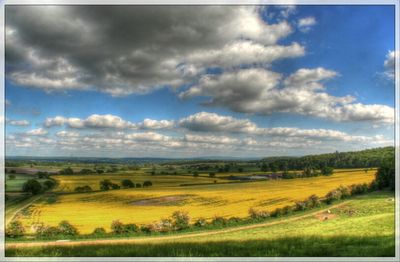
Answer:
[5, 173, 50, 192]
[6, 191, 395, 257]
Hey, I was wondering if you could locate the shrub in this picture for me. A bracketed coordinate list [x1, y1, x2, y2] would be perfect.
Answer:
[227, 217, 242, 224]
[172, 210, 190, 230]
[325, 189, 342, 204]
[211, 216, 227, 226]
[22, 179, 42, 195]
[143, 181, 153, 187]
[136, 183, 142, 188]
[124, 223, 138, 233]
[111, 220, 125, 234]
[8, 174, 16, 180]
[294, 201, 307, 211]
[58, 220, 79, 236]
[37, 171, 49, 179]
[194, 217, 207, 227]
[43, 180, 56, 190]
[92, 227, 106, 235]
[6, 221, 25, 238]
[158, 219, 173, 233]
[60, 167, 74, 175]
[281, 205, 294, 215]
[110, 183, 120, 190]
[209, 172, 216, 178]
[193, 171, 199, 177]
[306, 194, 321, 208]
[36, 226, 61, 238]
[121, 179, 135, 188]
[140, 224, 153, 233]
[74, 185, 93, 193]
[100, 179, 112, 191]
[248, 208, 269, 220]
[337, 185, 351, 198]
[321, 166, 334, 176]
[350, 183, 369, 195]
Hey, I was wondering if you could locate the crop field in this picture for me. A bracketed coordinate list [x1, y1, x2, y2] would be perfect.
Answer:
[5, 174, 49, 192]
[6, 191, 395, 257]
[15, 169, 376, 234]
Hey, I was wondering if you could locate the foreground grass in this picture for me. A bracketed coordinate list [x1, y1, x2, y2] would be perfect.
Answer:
[6, 191, 395, 257]
[6, 235, 394, 257]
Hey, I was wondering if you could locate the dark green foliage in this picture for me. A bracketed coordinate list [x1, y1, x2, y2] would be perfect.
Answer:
[8, 174, 16, 180]
[6, 220, 25, 238]
[36, 225, 61, 238]
[325, 189, 342, 204]
[22, 179, 42, 195]
[375, 158, 395, 190]
[136, 183, 142, 188]
[124, 223, 138, 233]
[321, 166, 334, 176]
[58, 220, 79, 236]
[43, 180, 56, 190]
[111, 220, 125, 234]
[261, 147, 394, 170]
[74, 185, 93, 193]
[92, 227, 107, 235]
[193, 171, 199, 177]
[36, 171, 49, 179]
[337, 185, 351, 198]
[194, 218, 207, 227]
[60, 167, 74, 175]
[209, 172, 216, 178]
[121, 179, 135, 188]
[79, 169, 94, 174]
[350, 183, 369, 195]
[143, 181, 153, 187]
[111, 183, 121, 189]
[96, 169, 104, 174]
[100, 179, 119, 191]
[306, 194, 321, 208]
[211, 216, 228, 226]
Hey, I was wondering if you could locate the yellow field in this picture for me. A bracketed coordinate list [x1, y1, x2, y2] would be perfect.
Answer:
[18, 169, 375, 234]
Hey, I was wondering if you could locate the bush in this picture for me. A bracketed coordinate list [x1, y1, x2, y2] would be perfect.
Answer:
[124, 223, 138, 233]
[337, 185, 351, 198]
[325, 189, 342, 204]
[158, 219, 173, 233]
[306, 194, 321, 208]
[59, 167, 74, 175]
[100, 179, 112, 191]
[111, 220, 125, 234]
[36, 226, 61, 238]
[209, 172, 216, 178]
[194, 217, 207, 227]
[294, 201, 307, 211]
[227, 217, 242, 224]
[74, 185, 93, 193]
[37, 171, 49, 179]
[140, 224, 153, 233]
[22, 179, 42, 195]
[43, 180, 56, 190]
[171, 210, 190, 230]
[136, 183, 142, 188]
[350, 183, 369, 195]
[79, 169, 94, 174]
[248, 208, 269, 220]
[110, 183, 120, 190]
[58, 220, 79, 236]
[121, 179, 134, 188]
[143, 181, 153, 187]
[92, 227, 107, 235]
[8, 174, 16, 180]
[211, 216, 227, 226]
[6, 221, 25, 238]
[321, 166, 334, 176]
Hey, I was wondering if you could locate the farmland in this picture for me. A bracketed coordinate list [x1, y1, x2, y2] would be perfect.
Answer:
[14, 169, 375, 234]
[6, 190, 395, 257]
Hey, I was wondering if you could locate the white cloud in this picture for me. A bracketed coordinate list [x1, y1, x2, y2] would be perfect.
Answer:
[6, 6, 298, 96]
[26, 128, 48, 136]
[45, 114, 135, 129]
[7, 119, 30, 126]
[180, 67, 393, 123]
[138, 119, 175, 129]
[56, 131, 80, 137]
[298, 16, 316, 32]
[383, 50, 396, 80]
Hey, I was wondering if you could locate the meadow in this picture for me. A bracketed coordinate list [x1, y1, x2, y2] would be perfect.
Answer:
[6, 190, 395, 257]
[15, 169, 375, 234]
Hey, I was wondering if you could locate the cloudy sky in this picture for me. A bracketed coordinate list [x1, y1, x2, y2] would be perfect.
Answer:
[5, 5, 395, 158]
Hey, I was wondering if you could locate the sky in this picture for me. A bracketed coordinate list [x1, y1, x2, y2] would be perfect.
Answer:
[4, 5, 396, 158]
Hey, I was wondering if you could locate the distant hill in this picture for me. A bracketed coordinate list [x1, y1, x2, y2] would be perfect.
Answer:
[261, 147, 394, 169]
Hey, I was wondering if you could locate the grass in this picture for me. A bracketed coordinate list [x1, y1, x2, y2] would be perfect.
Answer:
[15, 169, 375, 234]
[6, 190, 395, 257]
[5, 174, 49, 192]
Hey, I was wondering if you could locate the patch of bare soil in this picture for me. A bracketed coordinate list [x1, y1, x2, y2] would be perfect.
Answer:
[315, 210, 337, 221]
[130, 194, 195, 206]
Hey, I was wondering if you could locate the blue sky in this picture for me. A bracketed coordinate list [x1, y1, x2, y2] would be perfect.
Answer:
[5, 5, 395, 157]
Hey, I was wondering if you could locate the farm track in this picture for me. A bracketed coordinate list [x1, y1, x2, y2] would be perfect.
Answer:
[6, 201, 349, 249]
[5, 195, 43, 226]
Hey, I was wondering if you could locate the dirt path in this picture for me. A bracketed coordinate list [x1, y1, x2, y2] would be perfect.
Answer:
[5, 195, 43, 226]
[6, 201, 349, 249]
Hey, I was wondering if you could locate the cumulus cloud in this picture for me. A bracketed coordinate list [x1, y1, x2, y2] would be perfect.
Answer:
[383, 50, 396, 80]
[297, 16, 316, 32]
[45, 114, 135, 129]
[179, 111, 257, 133]
[138, 119, 175, 130]
[7, 119, 30, 126]
[6, 6, 299, 96]
[26, 128, 48, 136]
[180, 67, 394, 123]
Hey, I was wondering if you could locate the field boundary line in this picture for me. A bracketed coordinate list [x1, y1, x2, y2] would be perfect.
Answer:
[5, 195, 43, 226]
[5, 201, 350, 249]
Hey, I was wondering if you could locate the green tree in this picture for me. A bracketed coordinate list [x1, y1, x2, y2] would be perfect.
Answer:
[121, 179, 135, 188]
[6, 220, 25, 238]
[22, 179, 42, 195]
[375, 158, 395, 190]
